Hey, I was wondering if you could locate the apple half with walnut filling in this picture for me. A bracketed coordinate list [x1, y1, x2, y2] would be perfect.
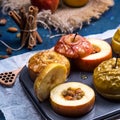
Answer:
[50, 82, 95, 117]
[74, 38, 112, 72]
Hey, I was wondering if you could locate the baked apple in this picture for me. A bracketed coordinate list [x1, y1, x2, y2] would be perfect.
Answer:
[50, 82, 95, 117]
[93, 58, 120, 100]
[74, 38, 112, 72]
[28, 50, 70, 81]
[54, 34, 93, 58]
[111, 28, 120, 55]
[30, 0, 59, 13]
[34, 63, 67, 102]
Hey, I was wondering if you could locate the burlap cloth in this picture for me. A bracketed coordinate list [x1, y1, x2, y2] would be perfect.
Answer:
[1, 0, 114, 33]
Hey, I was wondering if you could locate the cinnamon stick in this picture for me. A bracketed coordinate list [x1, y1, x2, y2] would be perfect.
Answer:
[35, 31, 42, 43]
[19, 7, 26, 28]
[9, 11, 21, 27]
[28, 6, 37, 48]
[19, 7, 27, 46]
[29, 6, 42, 43]
[12, 10, 21, 22]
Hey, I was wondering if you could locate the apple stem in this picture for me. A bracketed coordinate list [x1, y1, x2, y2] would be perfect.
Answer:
[114, 54, 119, 69]
[73, 33, 78, 42]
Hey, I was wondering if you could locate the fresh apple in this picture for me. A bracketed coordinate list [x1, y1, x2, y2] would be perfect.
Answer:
[54, 34, 93, 58]
[30, 0, 59, 13]
[50, 82, 95, 117]
[63, 0, 89, 7]
[74, 38, 112, 72]
[111, 28, 120, 55]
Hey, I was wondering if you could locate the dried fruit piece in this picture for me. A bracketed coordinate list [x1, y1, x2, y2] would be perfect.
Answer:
[0, 18, 7, 26]
[6, 48, 12, 55]
[7, 27, 18, 32]
[16, 33, 21, 38]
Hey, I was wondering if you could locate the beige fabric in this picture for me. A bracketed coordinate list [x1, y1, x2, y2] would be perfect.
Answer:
[1, 0, 114, 33]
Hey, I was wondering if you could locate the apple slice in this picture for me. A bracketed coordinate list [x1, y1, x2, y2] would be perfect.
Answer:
[50, 82, 95, 117]
[34, 63, 67, 102]
[74, 38, 112, 72]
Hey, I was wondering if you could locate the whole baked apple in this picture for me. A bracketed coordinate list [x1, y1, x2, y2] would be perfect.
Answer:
[93, 58, 120, 100]
[30, 0, 59, 13]
[54, 34, 93, 58]
[28, 50, 70, 81]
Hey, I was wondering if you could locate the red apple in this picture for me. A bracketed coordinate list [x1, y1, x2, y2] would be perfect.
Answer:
[74, 38, 112, 72]
[54, 34, 93, 58]
[30, 0, 59, 13]
[50, 82, 95, 117]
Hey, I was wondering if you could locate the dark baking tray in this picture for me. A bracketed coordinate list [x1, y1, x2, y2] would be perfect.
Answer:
[19, 38, 120, 120]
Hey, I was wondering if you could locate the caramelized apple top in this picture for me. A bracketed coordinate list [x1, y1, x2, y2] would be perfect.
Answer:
[28, 50, 70, 75]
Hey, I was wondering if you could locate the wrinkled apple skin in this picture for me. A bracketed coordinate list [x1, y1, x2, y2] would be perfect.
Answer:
[30, 0, 59, 13]
[54, 34, 93, 58]
[93, 58, 120, 100]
